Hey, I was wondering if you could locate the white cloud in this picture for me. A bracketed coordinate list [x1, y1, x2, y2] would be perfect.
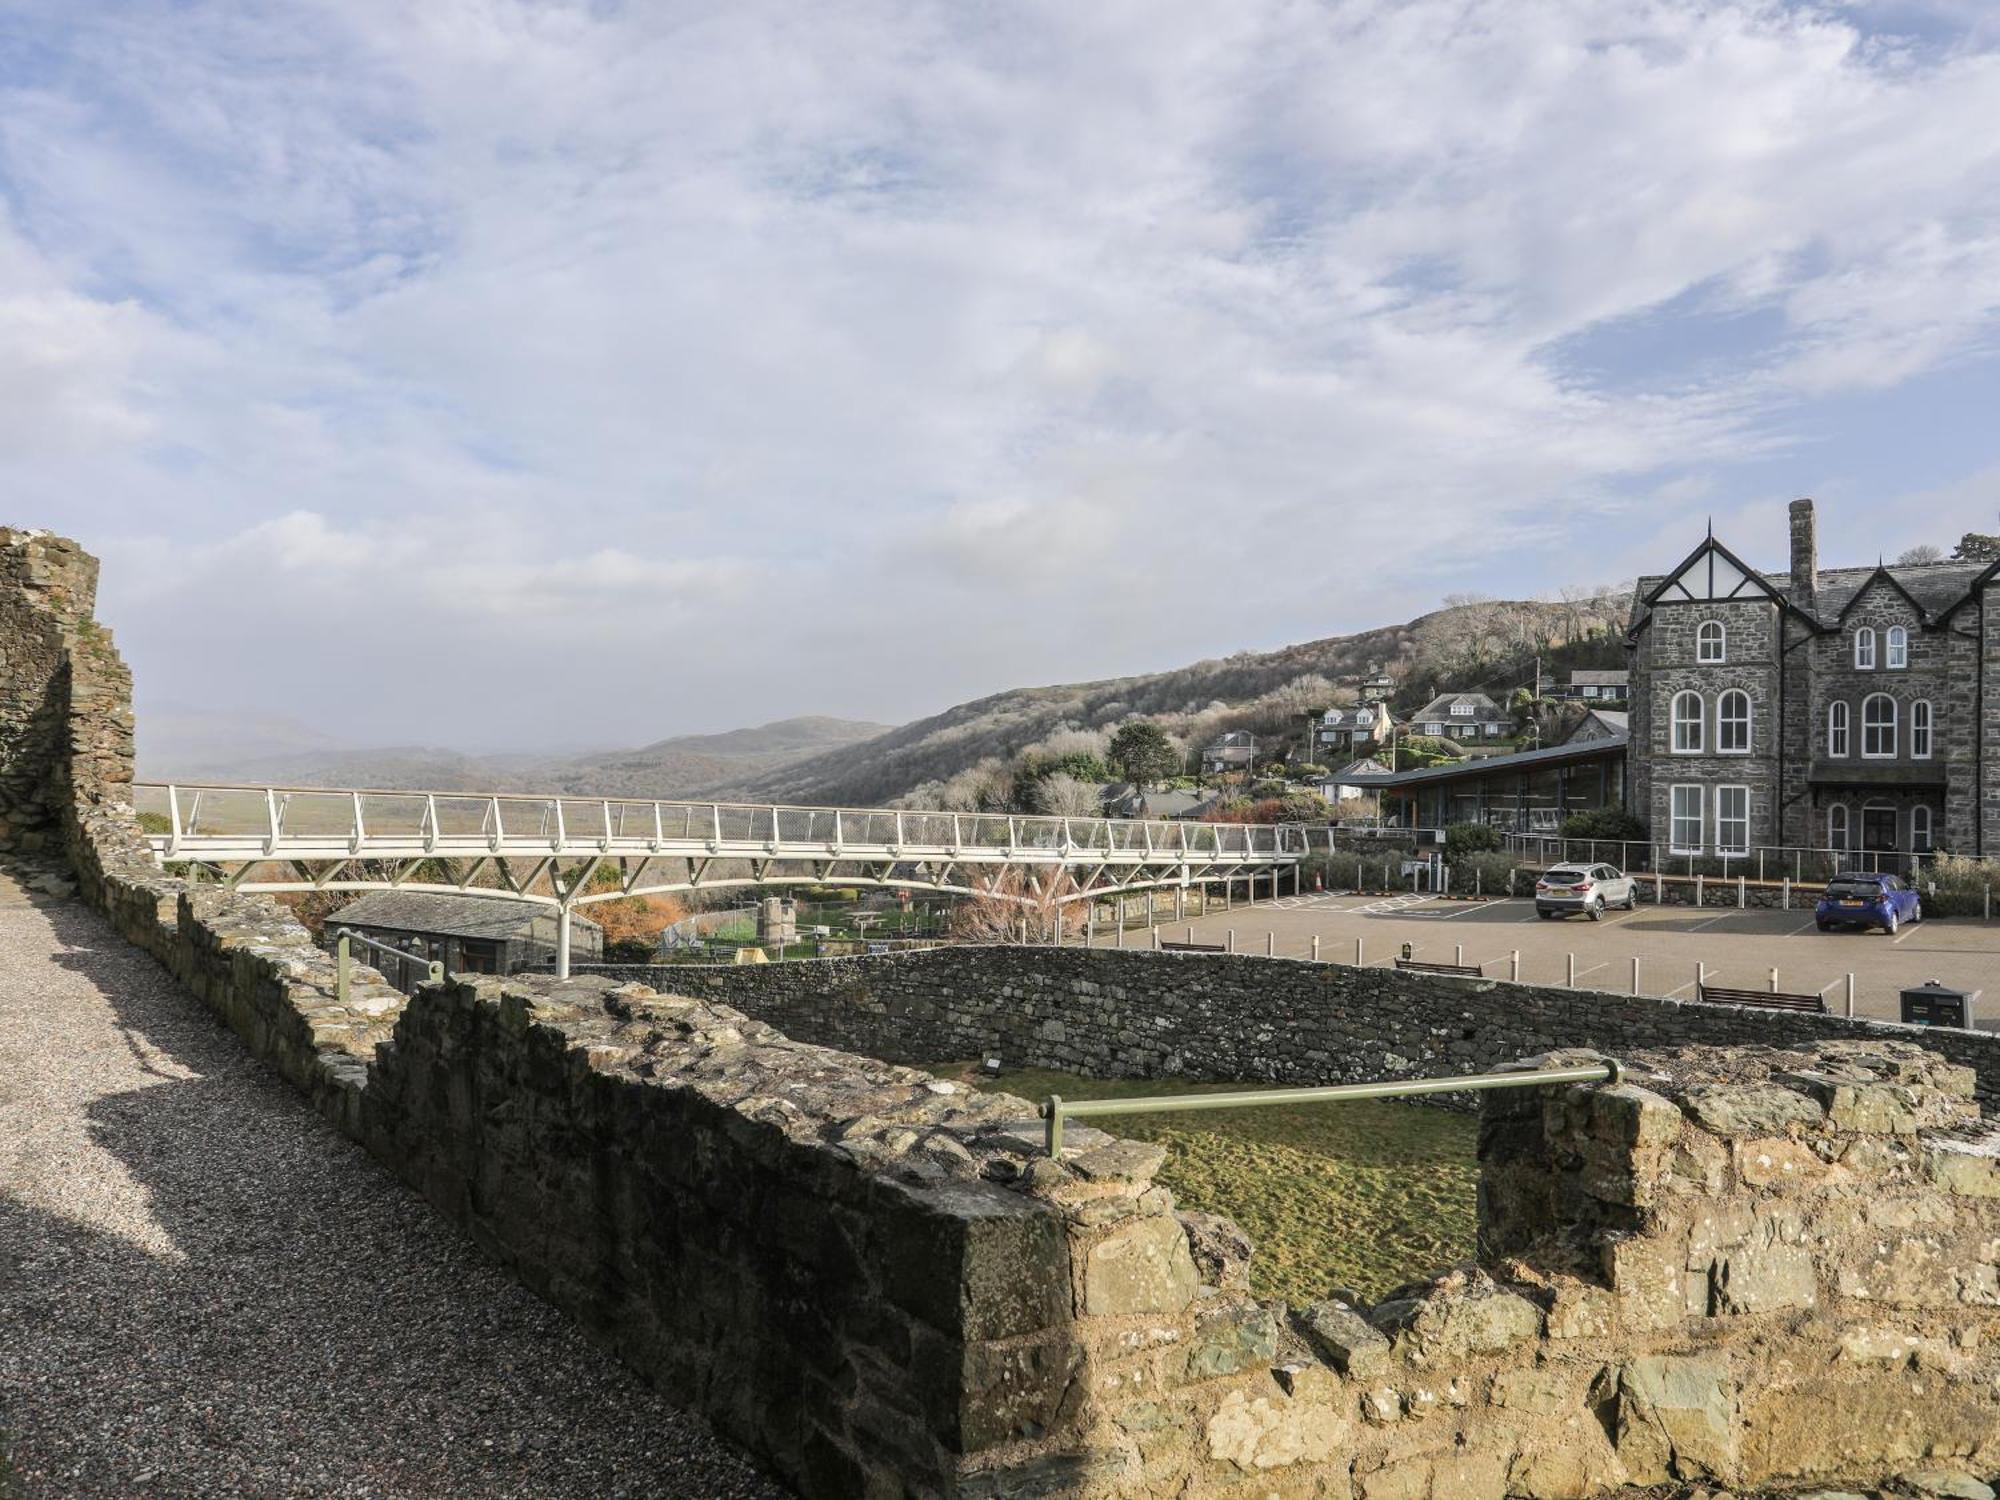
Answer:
[4, 0, 2000, 754]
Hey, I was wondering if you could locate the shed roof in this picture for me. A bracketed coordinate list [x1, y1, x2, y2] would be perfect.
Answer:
[330, 891, 599, 940]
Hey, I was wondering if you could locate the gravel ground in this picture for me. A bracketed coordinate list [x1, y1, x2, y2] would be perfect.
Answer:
[0, 872, 790, 1499]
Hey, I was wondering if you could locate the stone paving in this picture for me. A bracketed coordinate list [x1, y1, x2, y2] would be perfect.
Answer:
[0, 871, 788, 1500]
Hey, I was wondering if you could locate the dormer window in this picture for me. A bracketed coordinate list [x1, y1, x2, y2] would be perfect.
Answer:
[1854, 627, 1877, 669]
[1886, 625, 1908, 669]
[1696, 620, 1726, 663]
[1449, 702, 1474, 717]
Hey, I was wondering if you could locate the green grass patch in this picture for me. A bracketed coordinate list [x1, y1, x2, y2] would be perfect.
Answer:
[941, 1065, 1479, 1305]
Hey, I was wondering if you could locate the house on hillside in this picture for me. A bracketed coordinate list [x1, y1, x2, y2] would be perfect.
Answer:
[1627, 497, 2000, 862]
[1102, 785, 1215, 820]
[1411, 691, 1510, 742]
[1200, 730, 1259, 775]
[1354, 664, 1395, 699]
[1313, 700, 1395, 761]
[327, 891, 602, 992]
[1319, 756, 1394, 802]
[1559, 669, 1629, 704]
[1566, 708, 1628, 746]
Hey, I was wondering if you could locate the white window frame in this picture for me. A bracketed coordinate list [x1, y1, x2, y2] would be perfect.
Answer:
[1671, 691, 1704, 754]
[1715, 785, 1750, 855]
[1449, 702, 1475, 717]
[1425, 722, 1443, 736]
[1886, 625, 1908, 669]
[1827, 803, 1849, 852]
[1669, 784, 1704, 855]
[1696, 620, 1726, 663]
[1911, 699, 1932, 759]
[1854, 627, 1876, 669]
[1911, 804, 1934, 853]
[1716, 689, 1751, 754]
[1861, 693, 1897, 759]
[1827, 700, 1850, 758]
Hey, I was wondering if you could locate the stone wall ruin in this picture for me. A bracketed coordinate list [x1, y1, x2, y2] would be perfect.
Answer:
[12, 525, 2000, 1498]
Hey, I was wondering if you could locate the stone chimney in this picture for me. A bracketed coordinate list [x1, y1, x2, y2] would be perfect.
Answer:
[1788, 498, 1817, 606]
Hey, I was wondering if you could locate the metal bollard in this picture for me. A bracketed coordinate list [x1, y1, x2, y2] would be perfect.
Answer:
[1227, 928, 1236, 954]
[1782, 876, 1790, 910]
[1769, 967, 1778, 993]
[1455, 943, 1464, 967]
[1845, 973, 1855, 1018]
[1654, 870, 1663, 905]
[1187, 924, 1195, 945]
[1631, 956, 1640, 995]
[1566, 953, 1576, 988]
[1697, 960, 1707, 993]
[1266, 931, 1275, 957]
[1152, 926, 1161, 950]
[1312, 934, 1321, 961]
[1696, 874, 1704, 907]
[1356, 936, 1365, 967]
[1510, 949, 1520, 982]
[1738, 875, 1746, 909]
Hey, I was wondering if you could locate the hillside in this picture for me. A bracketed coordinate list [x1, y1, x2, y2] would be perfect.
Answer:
[147, 716, 893, 799]
[732, 594, 1627, 808]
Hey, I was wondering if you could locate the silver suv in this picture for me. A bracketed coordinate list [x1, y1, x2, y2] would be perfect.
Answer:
[1534, 863, 1637, 920]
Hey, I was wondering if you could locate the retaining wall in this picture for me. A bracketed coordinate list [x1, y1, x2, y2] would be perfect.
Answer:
[664, 944, 2000, 1105]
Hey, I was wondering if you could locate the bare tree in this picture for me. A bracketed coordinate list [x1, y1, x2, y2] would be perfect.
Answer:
[1034, 772, 1103, 818]
[948, 867, 1084, 943]
[1895, 544, 1945, 566]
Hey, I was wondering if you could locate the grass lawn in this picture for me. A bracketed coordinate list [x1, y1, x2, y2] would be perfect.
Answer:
[938, 1064, 1479, 1306]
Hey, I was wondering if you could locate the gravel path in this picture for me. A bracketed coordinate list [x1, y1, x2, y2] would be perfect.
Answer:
[0, 874, 790, 1499]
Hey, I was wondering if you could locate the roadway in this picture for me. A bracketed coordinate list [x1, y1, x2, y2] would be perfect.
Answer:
[1095, 891, 2000, 1025]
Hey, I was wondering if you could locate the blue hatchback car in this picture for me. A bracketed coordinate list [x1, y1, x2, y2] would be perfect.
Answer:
[1814, 871, 1922, 934]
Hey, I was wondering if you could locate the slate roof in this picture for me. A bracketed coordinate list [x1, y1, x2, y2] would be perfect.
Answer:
[330, 891, 599, 940]
[1411, 692, 1505, 722]
[1318, 704, 1387, 730]
[1569, 670, 1629, 687]
[1633, 555, 1994, 631]
[1337, 735, 1627, 789]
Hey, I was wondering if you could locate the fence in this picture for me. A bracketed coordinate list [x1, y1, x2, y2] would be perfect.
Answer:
[1501, 833, 2000, 885]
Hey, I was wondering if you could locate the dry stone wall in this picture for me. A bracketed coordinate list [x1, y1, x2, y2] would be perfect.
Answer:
[679, 945, 2000, 1105]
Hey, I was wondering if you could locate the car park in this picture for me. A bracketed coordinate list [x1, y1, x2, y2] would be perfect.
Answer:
[1534, 863, 1637, 920]
[1814, 871, 1922, 934]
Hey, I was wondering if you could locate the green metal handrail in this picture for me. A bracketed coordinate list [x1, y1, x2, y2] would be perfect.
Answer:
[334, 926, 443, 1003]
[1035, 1059, 1623, 1156]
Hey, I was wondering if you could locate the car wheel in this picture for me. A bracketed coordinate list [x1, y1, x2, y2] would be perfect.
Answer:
[1587, 898, 1603, 922]
[1816, 921, 1831, 932]
[1623, 890, 1638, 911]
[1885, 910, 1899, 935]
[1914, 900, 1924, 924]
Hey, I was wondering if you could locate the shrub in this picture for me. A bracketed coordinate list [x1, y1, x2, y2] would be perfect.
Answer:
[1922, 854, 1997, 918]
[1448, 850, 1526, 897]
[1276, 790, 1334, 824]
[1443, 822, 1500, 862]
[1558, 808, 1648, 843]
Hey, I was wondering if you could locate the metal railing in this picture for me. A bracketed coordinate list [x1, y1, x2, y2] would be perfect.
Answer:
[1501, 832, 1994, 882]
[1035, 1058, 1623, 1155]
[334, 926, 442, 1002]
[134, 781, 1309, 866]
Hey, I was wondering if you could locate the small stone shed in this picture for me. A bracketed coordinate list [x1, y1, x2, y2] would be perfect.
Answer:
[328, 892, 600, 989]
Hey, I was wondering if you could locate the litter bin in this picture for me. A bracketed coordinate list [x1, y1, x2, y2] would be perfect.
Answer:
[1900, 980, 1979, 1029]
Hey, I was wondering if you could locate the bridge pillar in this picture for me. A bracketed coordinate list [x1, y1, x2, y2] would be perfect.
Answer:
[556, 905, 572, 979]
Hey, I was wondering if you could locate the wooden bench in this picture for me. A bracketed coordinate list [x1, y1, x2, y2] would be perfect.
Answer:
[1160, 940, 1227, 953]
[1697, 983, 1827, 1014]
[1395, 957, 1484, 978]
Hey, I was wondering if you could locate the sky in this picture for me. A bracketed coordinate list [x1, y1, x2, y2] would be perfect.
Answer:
[6, 0, 2000, 759]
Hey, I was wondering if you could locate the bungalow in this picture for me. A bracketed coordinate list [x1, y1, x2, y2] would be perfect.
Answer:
[1410, 691, 1511, 742]
[1560, 669, 1629, 704]
[327, 891, 602, 992]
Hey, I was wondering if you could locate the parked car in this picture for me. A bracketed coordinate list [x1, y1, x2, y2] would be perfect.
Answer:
[1814, 871, 1922, 934]
[1534, 863, 1636, 920]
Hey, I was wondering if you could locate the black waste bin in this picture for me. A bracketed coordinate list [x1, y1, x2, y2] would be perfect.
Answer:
[1901, 980, 1979, 1029]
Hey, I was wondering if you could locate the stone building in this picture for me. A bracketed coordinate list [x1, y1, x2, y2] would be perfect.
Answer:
[1628, 498, 1997, 861]
[328, 891, 601, 990]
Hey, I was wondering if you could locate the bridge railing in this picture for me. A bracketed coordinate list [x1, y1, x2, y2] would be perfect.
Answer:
[131, 782, 1309, 863]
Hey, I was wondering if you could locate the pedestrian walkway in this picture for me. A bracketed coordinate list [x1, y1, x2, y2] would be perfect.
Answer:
[0, 873, 786, 1499]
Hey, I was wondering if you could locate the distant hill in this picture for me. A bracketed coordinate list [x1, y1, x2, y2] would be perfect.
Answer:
[732, 595, 1627, 808]
[145, 716, 894, 799]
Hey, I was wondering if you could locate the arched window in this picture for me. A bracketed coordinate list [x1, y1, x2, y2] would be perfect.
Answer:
[1828, 803, 1849, 851]
[1862, 693, 1897, 758]
[1912, 700, 1933, 759]
[1717, 690, 1751, 753]
[1827, 700, 1850, 757]
[1671, 691, 1704, 753]
[1696, 620, 1726, 664]
[1911, 805, 1934, 853]
[1886, 625, 1908, 669]
[1854, 627, 1877, 669]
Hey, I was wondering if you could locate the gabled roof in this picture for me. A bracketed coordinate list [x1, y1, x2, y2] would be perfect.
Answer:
[330, 891, 596, 940]
[1828, 564, 1939, 625]
[1641, 534, 1787, 608]
[1568, 669, 1628, 686]
[1336, 735, 1626, 789]
[1412, 691, 1503, 721]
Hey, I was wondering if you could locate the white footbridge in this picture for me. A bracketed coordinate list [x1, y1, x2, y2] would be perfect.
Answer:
[134, 783, 1309, 974]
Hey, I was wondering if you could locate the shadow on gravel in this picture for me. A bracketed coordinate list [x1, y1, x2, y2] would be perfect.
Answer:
[6, 901, 790, 1500]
